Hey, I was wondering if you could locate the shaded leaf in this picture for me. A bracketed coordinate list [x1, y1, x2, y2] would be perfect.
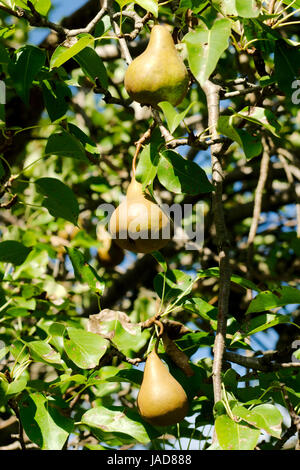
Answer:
[35, 177, 79, 225]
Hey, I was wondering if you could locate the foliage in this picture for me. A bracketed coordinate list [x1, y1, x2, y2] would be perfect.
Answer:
[0, 0, 299, 451]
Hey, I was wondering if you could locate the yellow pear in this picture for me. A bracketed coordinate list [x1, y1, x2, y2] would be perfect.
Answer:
[137, 347, 189, 426]
[124, 25, 189, 107]
[96, 225, 124, 268]
[108, 178, 170, 254]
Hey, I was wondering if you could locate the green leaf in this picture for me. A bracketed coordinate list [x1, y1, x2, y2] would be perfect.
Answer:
[66, 247, 105, 294]
[81, 406, 151, 443]
[50, 34, 95, 70]
[10, 45, 45, 105]
[183, 297, 218, 329]
[6, 307, 30, 317]
[217, 115, 262, 160]
[213, 0, 260, 17]
[19, 392, 73, 450]
[154, 269, 194, 301]
[246, 286, 300, 313]
[64, 327, 108, 369]
[158, 101, 195, 134]
[42, 80, 72, 122]
[184, 18, 232, 86]
[27, 341, 63, 366]
[0, 43, 11, 64]
[135, 129, 163, 188]
[35, 177, 79, 225]
[215, 414, 261, 450]
[0, 241, 31, 265]
[45, 130, 87, 160]
[232, 404, 282, 438]
[236, 107, 281, 137]
[74, 46, 108, 88]
[13, 0, 51, 16]
[6, 377, 27, 396]
[231, 313, 291, 342]
[275, 39, 300, 98]
[157, 150, 213, 195]
[197, 267, 261, 292]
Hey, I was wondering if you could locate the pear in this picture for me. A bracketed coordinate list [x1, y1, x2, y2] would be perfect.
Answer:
[108, 178, 170, 254]
[137, 347, 189, 426]
[124, 25, 189, 107]
[96, 225, 124, 268]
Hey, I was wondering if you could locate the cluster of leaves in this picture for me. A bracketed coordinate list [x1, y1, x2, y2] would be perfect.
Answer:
[0, 0, 299, 451]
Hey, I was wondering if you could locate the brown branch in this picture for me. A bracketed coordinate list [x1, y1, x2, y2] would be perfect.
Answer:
[202, 80, 231, 405]
[67, 0, 108, 37]
[224, 350, 300, 371]
[247, 137, 271, 269]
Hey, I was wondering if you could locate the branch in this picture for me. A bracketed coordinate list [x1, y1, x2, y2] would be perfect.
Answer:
[247, 136, 271, 268]
[224, 350, 300, 371]
[0, 3, 67, 37]
[202, 80, 232, 405]
[67, 0, 108, 37]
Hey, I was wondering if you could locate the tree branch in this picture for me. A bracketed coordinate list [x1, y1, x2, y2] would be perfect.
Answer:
[202, 80, 231, 405]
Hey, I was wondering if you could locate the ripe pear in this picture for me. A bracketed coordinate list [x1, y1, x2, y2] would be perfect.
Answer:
[137, 347, 189, 426]
[108, 178, 170, 254]
[96, 225, 124, 268]
[124, 25, 189, 107]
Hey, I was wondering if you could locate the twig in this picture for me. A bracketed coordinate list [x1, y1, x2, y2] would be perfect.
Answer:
[132, 121, 156, 177]
[202, 80, 231, 406]
[224, 350, 300, 371]
[247, 137, 271, 269]
[113, 10, 153, 40]
[67, 0, 108, 37]
[0, 4, 68, 37]
[8, 400, 26, 451]
[107, 0, 132, 65]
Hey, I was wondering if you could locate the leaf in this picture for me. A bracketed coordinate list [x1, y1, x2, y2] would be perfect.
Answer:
[236, 107, 281, 137]
[13, 0, 51, 16]
[246, 286, 300, 313]
[134, 0, 158, 17]
[235, 0, 260, 17]
[74, 46, 108, 88]
[6, 377, 27, 396]
[197, 267, 261, 292]
[50, 34, 95, 70]
[217, 115, 262, 160]
[27, 341, 63, 366]
[64, 327, 108, 369]
[215, 414, 261, 450]
[10, 45, 46, 104]
[183, 297, 218, 329]
[42, 80, 72, 122]
[232, 404, 282, 438]
[157, 150, 213, 195]
[135, 129, 163, 188]
[214, 0, 261, 17]
[184, 18, 232, 86]
[19, 392, 73, 450]
[81, 406, 151, 443]
[154, 269, 194, 301]
[231, 313, 291, 343]
[0, 241, 31, 265]
[66, 247, 105, 294]
[45, 130, 87, 161]
[274, 39, 300, 98]
[35, 177, 79, 225]
[158, 101, 195, 134]
[88, 310, 143, 355]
